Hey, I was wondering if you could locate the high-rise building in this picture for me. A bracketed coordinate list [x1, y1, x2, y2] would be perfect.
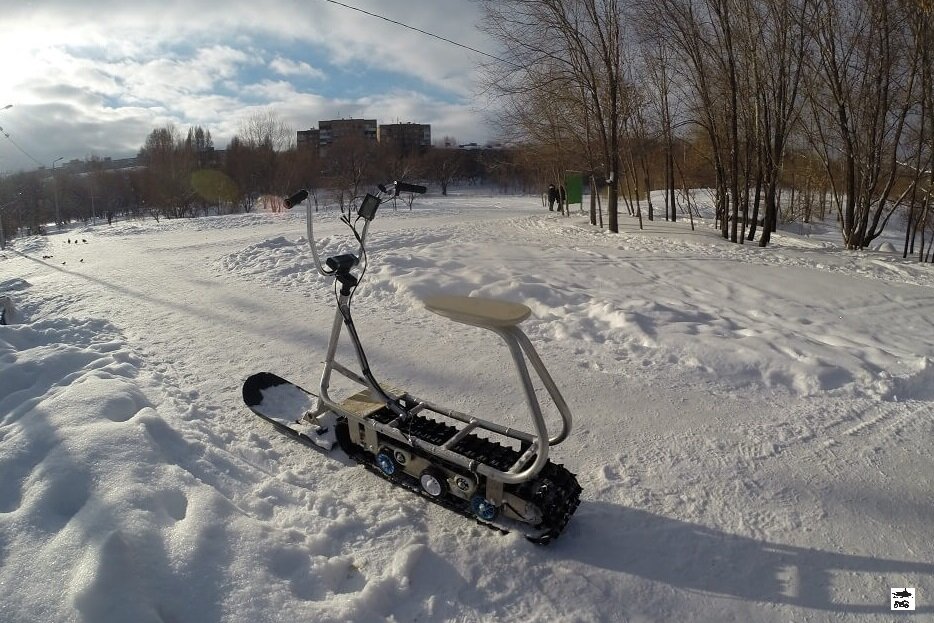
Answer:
[318, 118, 377, 155]
[297, 119, 433, 158]
[296, 128, 320, 152]
[378, 122, 432, 156]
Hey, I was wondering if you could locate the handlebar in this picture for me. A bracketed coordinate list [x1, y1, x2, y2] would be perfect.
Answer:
[280, 180, 425, 278]
[282, 180, 424, 213]
[394, 181, 427, 195]
[284, 189, 309, 209]
[378, 181, 427, 196]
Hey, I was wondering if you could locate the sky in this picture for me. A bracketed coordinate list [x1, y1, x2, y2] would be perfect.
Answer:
[0, 0, 499, 173]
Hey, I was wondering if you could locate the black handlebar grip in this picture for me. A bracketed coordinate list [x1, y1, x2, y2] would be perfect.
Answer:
[283, 189, 309, 208]
[395, 182, 427, 194]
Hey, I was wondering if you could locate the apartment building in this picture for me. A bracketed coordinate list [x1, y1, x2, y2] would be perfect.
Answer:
[297, 119, 431, 157]
[377, 122, 432, 156]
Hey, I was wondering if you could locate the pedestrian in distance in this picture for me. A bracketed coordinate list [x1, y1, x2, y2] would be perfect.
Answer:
[547, 184, 558, 211]
[558, 185, 567, 215]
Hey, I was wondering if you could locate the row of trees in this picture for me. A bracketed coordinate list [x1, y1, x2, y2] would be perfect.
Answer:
[0, 115, 535, 247]
[478, 0, 934, 257]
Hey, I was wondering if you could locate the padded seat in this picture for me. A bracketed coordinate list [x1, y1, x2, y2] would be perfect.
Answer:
[423, 295, 531, 329]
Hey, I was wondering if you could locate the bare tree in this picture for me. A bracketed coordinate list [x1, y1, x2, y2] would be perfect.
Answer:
[421, 147, 464, 196]
[643, 0, 732, 235]
[740, 0, 808, 246]
[479, 0, 630, 233]
[137, 125, 196, 218]
[493, 64, 583, 205]
[641, 42, 680, 222]
[325, 136, 376, 211]
[901, 0, 934, 259]
[805, 0, 923, 249]
[238, 110, 294, 152]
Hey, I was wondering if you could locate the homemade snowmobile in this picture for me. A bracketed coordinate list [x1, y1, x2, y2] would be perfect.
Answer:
[242, 182, 581, 543]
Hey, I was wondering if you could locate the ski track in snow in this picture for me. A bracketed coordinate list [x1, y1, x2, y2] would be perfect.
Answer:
[1, 193, 933, 622]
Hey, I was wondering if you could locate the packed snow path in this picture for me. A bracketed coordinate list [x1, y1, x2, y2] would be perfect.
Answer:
[1, 195, 933, 622]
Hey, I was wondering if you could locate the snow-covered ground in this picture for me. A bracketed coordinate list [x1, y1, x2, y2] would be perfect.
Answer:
[1, 191, 932, 622]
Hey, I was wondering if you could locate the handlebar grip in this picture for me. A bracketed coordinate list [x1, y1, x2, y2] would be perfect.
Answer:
[283, 189, 309, 208]
[395, 182, 427, 195]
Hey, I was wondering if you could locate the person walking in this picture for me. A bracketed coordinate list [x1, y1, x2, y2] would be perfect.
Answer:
[547, 184, 558, 211]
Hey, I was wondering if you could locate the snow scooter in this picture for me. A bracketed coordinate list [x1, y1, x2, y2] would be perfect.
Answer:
[242, 182, 581, 543]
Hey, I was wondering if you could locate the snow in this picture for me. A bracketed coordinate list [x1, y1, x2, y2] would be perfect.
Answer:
[1, 192, 933, 622]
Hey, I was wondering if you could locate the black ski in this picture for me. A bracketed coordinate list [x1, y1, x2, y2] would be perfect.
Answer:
[242, 372, 337, 452]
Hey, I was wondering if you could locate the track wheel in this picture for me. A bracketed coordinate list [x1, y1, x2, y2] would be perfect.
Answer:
[470, 495, 498, 521]
[375, 449, 397, 476]
[419, 467, 447, 498]
[334, 419, 362, 458]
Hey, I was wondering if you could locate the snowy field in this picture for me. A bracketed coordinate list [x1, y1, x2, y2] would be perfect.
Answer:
[1, 191, 933, 622]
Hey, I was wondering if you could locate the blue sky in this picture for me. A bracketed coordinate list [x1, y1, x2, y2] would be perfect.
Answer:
[0, 0, 498, 173]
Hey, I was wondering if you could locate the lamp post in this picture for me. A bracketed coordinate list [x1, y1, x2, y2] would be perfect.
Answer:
[52, 156, 63, 226]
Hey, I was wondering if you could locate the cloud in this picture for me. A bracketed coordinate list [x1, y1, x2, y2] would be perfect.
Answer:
[269, 57, 325, 80]
[0, 0, 499, 172]
[1, 101, 163, 169]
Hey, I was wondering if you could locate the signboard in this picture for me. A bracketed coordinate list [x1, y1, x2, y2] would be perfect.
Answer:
[564, 171, 583, 206]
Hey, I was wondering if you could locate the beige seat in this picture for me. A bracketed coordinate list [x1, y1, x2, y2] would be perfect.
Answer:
[423, 295, 531, 329]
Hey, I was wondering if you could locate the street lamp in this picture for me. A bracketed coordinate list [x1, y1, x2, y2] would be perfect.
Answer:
[52, 156, 63, 226]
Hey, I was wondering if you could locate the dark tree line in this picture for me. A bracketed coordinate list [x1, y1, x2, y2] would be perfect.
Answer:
[0, 115, 533, 247]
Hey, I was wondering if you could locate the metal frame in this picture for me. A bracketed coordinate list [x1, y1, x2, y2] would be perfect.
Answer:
[298, 186, 572, 487]
[304, 287, 572, 486]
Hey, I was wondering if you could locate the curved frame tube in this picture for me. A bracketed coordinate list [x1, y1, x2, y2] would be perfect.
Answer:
[294, 183, 572, 487]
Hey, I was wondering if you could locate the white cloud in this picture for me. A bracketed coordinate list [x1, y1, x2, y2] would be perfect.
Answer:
[0, 0, 500, 171]
[269, 56, 325, 79]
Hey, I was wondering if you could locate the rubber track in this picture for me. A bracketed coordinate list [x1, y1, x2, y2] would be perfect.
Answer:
[246, 374, 579, 541]
[362, 410, 582, 543]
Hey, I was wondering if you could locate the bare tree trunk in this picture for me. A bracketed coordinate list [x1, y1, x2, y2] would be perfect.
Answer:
[598, 182, 605, 228]
[642, 154, 654, 221]
[590, 176, 598, 225]
[667, 148, 677, 222]
[748, 146, 763, 241]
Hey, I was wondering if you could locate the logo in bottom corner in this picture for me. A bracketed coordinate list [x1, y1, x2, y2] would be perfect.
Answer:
[891, 588, 916, 611]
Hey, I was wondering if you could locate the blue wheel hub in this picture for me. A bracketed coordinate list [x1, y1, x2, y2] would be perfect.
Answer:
[376, 451, 396, 476]
[471, 495, 498, 521]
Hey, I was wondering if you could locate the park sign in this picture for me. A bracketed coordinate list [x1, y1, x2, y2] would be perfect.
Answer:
[564, 171, 583, 206]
